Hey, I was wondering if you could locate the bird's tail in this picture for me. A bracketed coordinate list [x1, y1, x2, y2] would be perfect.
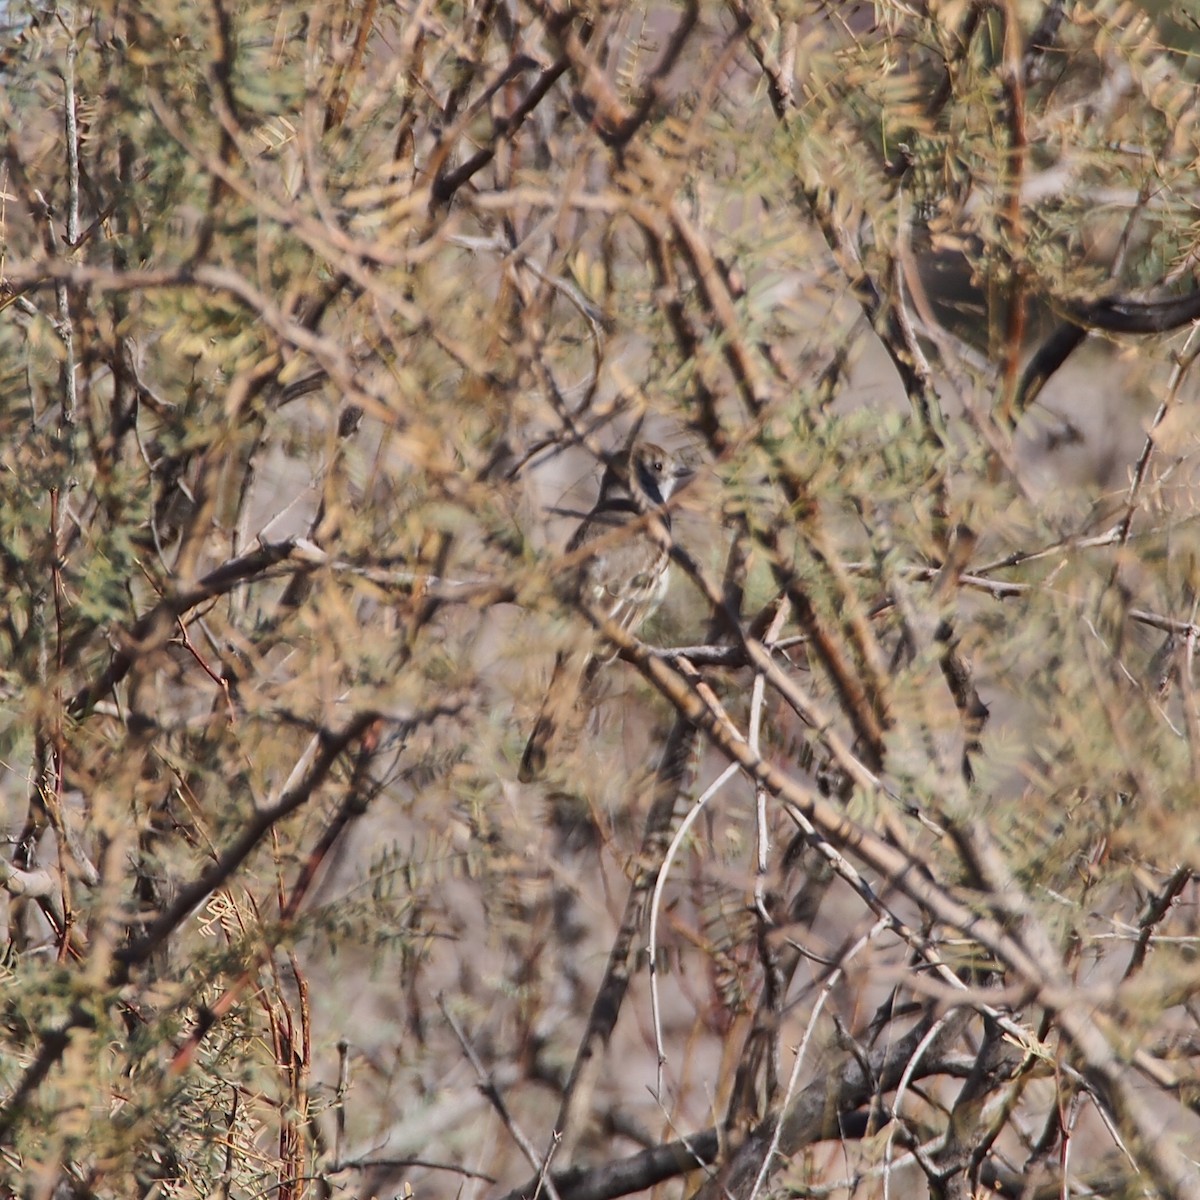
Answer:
[518, 648, 595, 782]
[518, 709, 554, 782]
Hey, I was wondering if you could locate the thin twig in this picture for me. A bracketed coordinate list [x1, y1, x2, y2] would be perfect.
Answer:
[439, 995, 564, 1200]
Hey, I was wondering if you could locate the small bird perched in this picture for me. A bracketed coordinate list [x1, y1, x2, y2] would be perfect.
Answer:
[518, 441, 693, 783]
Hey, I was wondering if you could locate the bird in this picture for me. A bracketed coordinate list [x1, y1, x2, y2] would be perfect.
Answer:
[518, 441, 693, 783]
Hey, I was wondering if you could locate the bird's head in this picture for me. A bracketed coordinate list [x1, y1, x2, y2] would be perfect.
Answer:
[626, 442, 694, 507]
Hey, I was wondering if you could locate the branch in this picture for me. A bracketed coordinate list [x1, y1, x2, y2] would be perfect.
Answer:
[581, 605, 1200, 1199]
[505, 1019, 961, 1200]
[67, 538, 315, 717]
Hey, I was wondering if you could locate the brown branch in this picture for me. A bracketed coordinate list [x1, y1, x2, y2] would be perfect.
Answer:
[162, 713, 442, 1078]
[995, 1, 1029, 427]
[760, 526, 889, 769]
[607, 0, 700, 147]
[549, 540, 744, 1160]
[0, 1019, 82, 1147]
[1124, 866, 1192, 981]
[549, 697, 704, 1160]
[66, 538, 317, 718]
[116, 709, 383, 974]
[507, 1019, 960, 1200]
[0, 709, 383, 1146]
[323, 0, 378, 131]
[431, 56, 570, 206]
[579, 605, 1200, 1199]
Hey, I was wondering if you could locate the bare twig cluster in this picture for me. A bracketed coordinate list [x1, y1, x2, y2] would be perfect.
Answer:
[2, 2, 1200, 1198]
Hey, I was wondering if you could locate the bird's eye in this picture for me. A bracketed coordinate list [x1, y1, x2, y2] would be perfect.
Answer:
[653, 460, 664, 473]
